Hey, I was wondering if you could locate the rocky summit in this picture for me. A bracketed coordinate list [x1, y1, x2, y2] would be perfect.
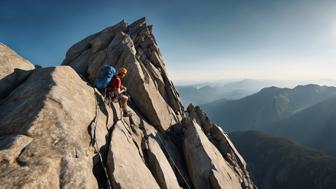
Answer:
[0, 18, 255, 189]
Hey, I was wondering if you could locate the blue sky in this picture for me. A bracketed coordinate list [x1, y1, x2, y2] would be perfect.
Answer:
[1, 0, 336, 84]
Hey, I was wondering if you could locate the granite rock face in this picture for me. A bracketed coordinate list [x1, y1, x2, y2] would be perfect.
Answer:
[186, 104, 255, 189]
[0, 66, 103, 189]
[0, 18, 255, 189]
[0, 43, 35, 99]
[62, 18, 183, 131]
[183, 118, 242, 189]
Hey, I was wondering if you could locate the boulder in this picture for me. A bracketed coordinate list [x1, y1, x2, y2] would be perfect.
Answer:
[144, 136, 182, 189]
[0, 43, 35, 99]
[106, 103, 183, 189]
[107, 121, 160, 189]
[186, 104, 254, 188]
[183, 118, 242, 189]
[0, 66, 111, 188]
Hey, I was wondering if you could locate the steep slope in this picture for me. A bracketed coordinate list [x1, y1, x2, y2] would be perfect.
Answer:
[62, 18, 183, 131]
[185, 104, 254, 189]
[202, 85, 336, 132]
[263, 96, 336, 155]
[0, 18, 255, 189]
[230, 131, 336, 189]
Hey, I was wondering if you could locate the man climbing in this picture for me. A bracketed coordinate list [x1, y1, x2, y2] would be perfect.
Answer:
[107, 67, 131, 117]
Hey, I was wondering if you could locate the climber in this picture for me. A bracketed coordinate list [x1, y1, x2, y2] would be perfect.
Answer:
[106, 67, 131, 117]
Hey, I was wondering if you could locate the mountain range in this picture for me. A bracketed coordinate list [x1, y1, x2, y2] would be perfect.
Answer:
[264, 95, 336, 155]
[230, 131, 336, 189]
[202, 84, 336, 131]
[177, 79, 336, 106]
[176, 79, 289, 106]
[200, 84, 336, 156]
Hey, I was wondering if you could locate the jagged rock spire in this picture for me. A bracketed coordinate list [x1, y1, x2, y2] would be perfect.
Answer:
[62, 17, 184, 131]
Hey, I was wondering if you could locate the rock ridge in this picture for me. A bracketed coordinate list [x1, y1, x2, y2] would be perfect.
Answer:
[0, 18, 255, 189]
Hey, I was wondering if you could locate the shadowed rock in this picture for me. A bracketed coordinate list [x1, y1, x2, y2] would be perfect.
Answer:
[0, 43, 35, 99]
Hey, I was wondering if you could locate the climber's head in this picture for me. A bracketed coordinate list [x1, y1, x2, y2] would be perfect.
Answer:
[118, 67, 127, 78]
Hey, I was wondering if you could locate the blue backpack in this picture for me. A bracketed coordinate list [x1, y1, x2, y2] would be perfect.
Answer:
[95, 65, 116, 89]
